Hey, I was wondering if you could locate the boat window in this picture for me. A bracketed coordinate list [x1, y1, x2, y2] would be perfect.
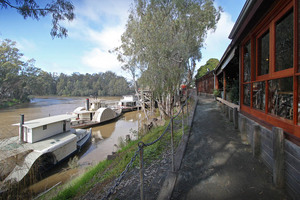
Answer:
[43, 125, 47, 130]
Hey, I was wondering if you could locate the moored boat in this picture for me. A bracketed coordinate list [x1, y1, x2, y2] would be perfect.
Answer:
[0, 114, 91, 185]
[71, 107, 121, 129]
[118, 95, 141, 112]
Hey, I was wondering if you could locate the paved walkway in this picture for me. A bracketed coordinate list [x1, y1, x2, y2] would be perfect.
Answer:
[171, 97, 288, 200]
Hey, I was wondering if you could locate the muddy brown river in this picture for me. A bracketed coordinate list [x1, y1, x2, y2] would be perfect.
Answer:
[0, 96, 145, 196]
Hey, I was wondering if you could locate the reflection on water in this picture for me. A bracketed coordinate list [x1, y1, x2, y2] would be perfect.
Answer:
[0, 96, 146, 196]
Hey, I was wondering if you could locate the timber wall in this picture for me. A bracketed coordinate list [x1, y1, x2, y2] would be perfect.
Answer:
[219, 101, 300, 199]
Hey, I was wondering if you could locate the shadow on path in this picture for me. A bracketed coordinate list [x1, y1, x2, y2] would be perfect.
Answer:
[171, 98, 288, 200]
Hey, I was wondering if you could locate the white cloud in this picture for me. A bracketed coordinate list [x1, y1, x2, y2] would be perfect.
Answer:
[197, 11, 235, 68]
[81, 48, 122, 74]
[86, 25, 124, 50]
[15, 38, 37, 52]
[59, 0, 132, 75]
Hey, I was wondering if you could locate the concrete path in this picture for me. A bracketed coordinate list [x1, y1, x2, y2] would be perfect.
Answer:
[171, 97, 288, 200]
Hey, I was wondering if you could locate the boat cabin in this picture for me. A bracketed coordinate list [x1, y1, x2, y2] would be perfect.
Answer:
[13, 114, 72, 143]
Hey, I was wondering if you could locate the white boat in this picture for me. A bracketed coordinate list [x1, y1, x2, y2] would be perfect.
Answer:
[0, 114, 91, 184]
[71, 107, 121, 129]
[71, 98, 121, 129]
[118, 95, 141, 112]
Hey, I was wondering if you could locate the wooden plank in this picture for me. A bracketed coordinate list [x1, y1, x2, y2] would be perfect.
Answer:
[261, 133, 273, 148]
[261, 137, 273, 158]
[285, 173, 300, 198]
[285, 162, 300, 186]
[260, 127, 273, 140]
[261, 142, 274, 161]
[216, 97, 240, 110]
[285, 140, 300, 161]
[261, 150, 274, 170]
[285, 150, 300, 175]
[272, 127, 285, 188]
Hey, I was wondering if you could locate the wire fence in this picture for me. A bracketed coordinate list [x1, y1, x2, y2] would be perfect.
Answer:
[102, 93, 194, 200]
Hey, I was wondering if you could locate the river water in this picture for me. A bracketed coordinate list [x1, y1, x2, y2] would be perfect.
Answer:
[0, 96, 144, 196]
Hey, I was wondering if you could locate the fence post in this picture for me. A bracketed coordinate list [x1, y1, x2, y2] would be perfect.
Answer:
[171, 116, 175, 172]
[182, 106, 184, 137]
[186, 97, 189, 125]
[272, 127, 285, 188]
[138, 142, 145, 200]
[233, 107, 238, 129]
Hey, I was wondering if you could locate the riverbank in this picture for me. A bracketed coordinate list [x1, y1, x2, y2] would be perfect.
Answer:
[34, 98, 195, 200]
[0, 99, 24, 109]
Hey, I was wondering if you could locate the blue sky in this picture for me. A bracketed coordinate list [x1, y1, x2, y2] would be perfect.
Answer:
[0, 0, 246, 78]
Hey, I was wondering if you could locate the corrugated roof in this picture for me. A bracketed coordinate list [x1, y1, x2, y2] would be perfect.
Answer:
[12, 114, 73, 129]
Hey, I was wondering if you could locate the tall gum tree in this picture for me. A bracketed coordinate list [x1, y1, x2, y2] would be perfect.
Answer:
[114, 0, 221, 119]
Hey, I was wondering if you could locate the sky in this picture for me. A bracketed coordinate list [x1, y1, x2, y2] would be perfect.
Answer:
[0, 0, 246, 78]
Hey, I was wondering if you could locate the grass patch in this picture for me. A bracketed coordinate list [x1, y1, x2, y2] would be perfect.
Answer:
[45, 115, 189, 200]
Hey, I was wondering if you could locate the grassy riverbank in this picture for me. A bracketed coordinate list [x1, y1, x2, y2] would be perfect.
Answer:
[0, 99, 22, 109]
[38, 116, 189, 200]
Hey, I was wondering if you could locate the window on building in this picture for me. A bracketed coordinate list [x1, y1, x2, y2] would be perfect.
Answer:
[275, 9, 293, 72]
[243, 41, 251, 82]
[268, 77, 293, 120]
[43, 125, 47, 130]
[243, 83, 251, 107]
[258, 31, 270, 75]
[253, 81, 265, 111]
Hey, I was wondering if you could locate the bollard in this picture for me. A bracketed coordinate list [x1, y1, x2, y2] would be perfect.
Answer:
[252, 125, 261, 158]
[19, 114, 24, 143]
[171, 117, 175, 172]
[138, 142, 145, 200]
[228, 107, 233, 122]
[233, 107, 238, 129]
[272, 127, 285, 188]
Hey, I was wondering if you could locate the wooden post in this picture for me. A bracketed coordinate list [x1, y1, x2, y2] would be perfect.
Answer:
[240, 116, 247, 142]
[139, 144, 145, 200]
[171, 116, 175, 172]
[19, 114, 24, 143]
[272, 127, 285, 188]
[224, 105, 228, 117]
[252, 125, 261, 158]
[233, 107, 238, 129]
[228, 107, 233, 122]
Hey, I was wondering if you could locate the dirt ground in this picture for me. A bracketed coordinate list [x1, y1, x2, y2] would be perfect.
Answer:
[81, 97, 289, 200]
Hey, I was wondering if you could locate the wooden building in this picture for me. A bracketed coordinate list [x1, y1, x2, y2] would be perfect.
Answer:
[195, 70, 216, 95]
[216, 0, 300, 198]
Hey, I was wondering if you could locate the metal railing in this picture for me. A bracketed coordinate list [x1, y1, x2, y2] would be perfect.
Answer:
[102, 94, 192, 200]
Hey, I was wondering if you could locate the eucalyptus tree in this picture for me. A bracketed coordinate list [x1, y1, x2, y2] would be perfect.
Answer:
[0, 39, 24, 102]
[115, 0, 221, 119]
[0, 0, 75, 38]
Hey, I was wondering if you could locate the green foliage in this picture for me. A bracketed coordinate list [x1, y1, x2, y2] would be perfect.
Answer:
[50, 117, 187, 200]
[213, 89, 220, 97]
[226, 78, 239, 104]
[195, 58, 219, 79]
[114, 0, 221, 118]
[0, 39, 133, 108]
[0, 0, 75, 38]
